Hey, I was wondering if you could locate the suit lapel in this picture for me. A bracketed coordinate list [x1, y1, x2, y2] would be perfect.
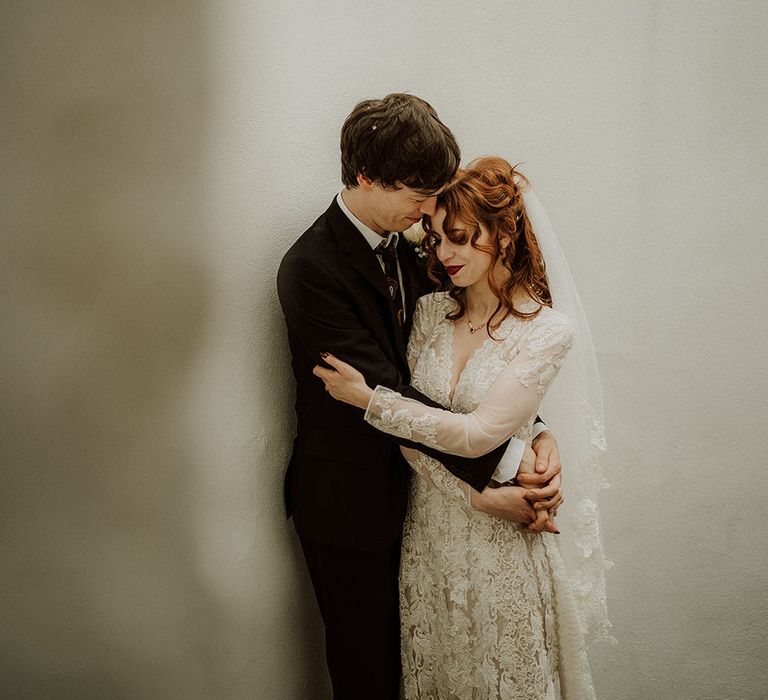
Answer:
[327, 198, 389, 299]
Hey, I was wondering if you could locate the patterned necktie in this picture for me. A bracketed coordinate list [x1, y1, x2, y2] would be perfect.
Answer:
[376, 236, 404, 327]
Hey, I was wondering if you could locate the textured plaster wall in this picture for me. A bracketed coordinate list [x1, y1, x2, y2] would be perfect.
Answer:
[1, 1, 767, 699]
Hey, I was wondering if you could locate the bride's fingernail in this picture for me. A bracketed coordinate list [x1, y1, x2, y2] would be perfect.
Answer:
[319, 351, 329, 359]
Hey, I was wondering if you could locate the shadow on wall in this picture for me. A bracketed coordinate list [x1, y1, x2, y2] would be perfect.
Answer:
[0, 3, 232, 698]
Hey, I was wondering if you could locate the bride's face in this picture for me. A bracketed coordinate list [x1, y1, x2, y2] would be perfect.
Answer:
[431, 207, 494, 289]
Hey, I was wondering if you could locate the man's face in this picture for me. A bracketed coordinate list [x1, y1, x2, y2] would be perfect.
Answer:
[363, 179, 445, 234]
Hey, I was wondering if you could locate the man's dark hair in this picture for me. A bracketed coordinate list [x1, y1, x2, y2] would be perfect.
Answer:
[340, 93, 460, 192]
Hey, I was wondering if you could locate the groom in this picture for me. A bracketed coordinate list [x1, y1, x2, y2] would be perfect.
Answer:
[277, 93, 563, 699]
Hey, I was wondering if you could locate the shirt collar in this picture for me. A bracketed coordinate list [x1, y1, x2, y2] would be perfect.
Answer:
[336, 191, 399, 251]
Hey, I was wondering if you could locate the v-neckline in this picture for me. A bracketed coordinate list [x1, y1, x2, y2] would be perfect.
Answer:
[434, 295, 539, 405]
[444, 319, 501, 405]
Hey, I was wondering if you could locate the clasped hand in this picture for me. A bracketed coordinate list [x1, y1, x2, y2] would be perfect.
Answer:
[519, 433, 565, 533]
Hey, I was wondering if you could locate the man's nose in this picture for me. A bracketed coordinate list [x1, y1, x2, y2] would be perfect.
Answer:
[419, 196, 438, 217]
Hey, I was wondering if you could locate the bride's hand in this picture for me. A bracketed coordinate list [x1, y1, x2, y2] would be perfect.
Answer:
[313, 352, 374, 409]
[528, 508, 558, 534]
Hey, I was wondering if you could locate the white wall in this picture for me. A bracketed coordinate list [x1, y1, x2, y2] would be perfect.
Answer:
[2, 1, 767, 698]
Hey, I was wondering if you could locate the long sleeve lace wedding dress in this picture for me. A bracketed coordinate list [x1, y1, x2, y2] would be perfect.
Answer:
[364, 292, 596, 700]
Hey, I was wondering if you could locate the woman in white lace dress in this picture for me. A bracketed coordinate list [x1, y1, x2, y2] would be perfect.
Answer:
[316, 157, 607, 699]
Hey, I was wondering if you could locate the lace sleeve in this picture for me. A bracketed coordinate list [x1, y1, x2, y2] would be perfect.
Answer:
[364, 315, 574, 457]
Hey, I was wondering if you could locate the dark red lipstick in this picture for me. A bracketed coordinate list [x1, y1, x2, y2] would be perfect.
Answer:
[445, 265, 464, 277]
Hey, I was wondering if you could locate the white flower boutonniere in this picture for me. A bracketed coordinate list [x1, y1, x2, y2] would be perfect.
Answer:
[403, 221, 427, 258]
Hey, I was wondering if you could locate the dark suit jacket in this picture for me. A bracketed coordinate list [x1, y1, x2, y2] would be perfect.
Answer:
[277, 197, 509, 549]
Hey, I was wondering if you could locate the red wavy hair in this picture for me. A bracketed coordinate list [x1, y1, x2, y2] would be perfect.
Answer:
[421, 156, 551, 335]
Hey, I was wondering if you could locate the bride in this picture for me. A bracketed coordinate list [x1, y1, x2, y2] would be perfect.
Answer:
[315, 156, 610, 699]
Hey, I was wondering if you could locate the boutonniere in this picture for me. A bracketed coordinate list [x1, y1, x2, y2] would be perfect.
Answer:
[403, 221, 427, 258]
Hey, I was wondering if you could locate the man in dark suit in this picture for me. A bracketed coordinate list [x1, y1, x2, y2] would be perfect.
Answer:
[277, 93, 563, 699]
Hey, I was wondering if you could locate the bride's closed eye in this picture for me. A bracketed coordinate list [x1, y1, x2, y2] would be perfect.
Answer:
[446, 229, 470, 246]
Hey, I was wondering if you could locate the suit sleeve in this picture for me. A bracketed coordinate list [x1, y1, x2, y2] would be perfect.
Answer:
[277, 251, 506, 491]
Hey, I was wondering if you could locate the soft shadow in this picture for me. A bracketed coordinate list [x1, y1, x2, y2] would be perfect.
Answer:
[0, 3, 226, 698]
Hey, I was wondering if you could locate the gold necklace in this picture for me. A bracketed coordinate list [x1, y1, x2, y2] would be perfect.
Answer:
[466, 310, 489, 334]
[467, 306, 510, 334]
